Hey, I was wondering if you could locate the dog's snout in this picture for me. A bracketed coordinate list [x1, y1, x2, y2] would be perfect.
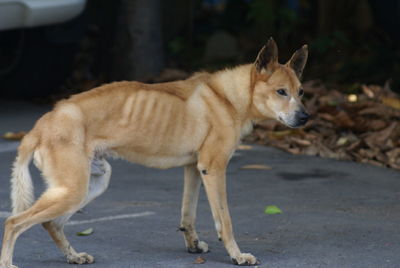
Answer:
[296, 110, 309, 125]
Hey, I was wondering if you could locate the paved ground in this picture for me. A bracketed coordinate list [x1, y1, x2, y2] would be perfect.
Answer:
[0, 100, 399, 268]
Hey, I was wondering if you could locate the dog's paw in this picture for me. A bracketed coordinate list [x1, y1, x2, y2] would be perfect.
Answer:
[231, 253, 259, 266]
[67, 252, 95, 264]
[187, 240, 209, 253]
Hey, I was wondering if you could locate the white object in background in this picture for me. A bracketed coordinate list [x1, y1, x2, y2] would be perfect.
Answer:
[0, 0, 86, 31]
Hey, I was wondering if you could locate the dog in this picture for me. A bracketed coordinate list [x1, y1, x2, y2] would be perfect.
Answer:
[0, 38, 308, 267]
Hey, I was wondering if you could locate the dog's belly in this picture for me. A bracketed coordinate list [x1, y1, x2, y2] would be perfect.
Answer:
[109, 148, 197, 169]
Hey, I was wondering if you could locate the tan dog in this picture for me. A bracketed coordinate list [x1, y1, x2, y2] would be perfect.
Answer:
[0, 38, 308, 267]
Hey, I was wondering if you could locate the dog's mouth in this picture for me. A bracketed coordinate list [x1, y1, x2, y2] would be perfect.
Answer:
[278, 116, 293, 128]
[278, 116, 307, 129]
[286, 122, 305, 128]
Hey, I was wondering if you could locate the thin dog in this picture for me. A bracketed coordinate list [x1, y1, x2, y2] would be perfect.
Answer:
[0, 38, 309, 267]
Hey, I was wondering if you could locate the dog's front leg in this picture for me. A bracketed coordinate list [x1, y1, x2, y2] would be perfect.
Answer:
[198, 139, 259, 266]
[179, 164, 209, 253]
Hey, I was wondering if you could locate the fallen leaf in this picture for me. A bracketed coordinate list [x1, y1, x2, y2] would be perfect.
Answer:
[335, 110, 355, 128]
[362, 84, 375, 98]
[346, 140, 362, 151]
[3, 131, 26, 141]
[319, 112, 337, 122]
[386, 148, 400, 169]
[381, 97, 400, 110]
[240, 164, 272, 170]
[386, 148, 400, 159]
[318, 142, 340, 159]
[358, 103, 400, 117]
[347, 94, 358, 102]
[364, 159, 385, 167]
[264, 205, 282, 215]
[238, 145, 253, 150]
[290, 137, 311, 146]
[266, 130, 296, 140]
[76, 228, 93, 236]
[364, 122, 398, 147]
[367, 119, 387, 131]
[336, 137, 349, 147]
[286, 147, 301, 155]
[303, 145, 319, 156]
[193, 256, 206, 264]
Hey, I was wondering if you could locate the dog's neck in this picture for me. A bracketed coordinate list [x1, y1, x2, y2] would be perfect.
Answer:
[208, 64, 254, 122]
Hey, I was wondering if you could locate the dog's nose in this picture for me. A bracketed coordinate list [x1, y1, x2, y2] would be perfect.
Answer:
[296, 110, 309, 125]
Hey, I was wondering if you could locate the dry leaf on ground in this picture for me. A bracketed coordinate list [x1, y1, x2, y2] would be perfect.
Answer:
[238, 144, 253, 150]
[240, 164, 272, 170]
[3, 131, 26, 141]
[193, 256, 206, 264]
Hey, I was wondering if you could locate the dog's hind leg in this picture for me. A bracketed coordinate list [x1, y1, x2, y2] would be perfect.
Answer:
[42, 215, 93, 265]
[0, 146, 91, 268]
[82, 156, 112, 208]
[179, 164, 209, 253]
[1, 187, 89, 268]
[41, 156, 111, 265]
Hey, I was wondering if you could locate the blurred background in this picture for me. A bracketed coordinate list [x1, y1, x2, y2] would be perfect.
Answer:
[0, 0, 399, 169]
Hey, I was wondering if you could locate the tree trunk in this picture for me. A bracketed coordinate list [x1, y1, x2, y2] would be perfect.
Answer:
[112, 0, 164, 81]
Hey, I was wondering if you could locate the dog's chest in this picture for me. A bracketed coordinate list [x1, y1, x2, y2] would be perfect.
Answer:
[240, 119, 254, 138]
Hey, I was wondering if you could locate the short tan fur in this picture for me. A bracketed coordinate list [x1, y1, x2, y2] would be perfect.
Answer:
[0, 38, 308, 267]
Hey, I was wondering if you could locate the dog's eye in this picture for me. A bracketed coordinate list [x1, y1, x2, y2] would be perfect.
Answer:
[299, 88, 304, 96]
[277, 89, 287, 96]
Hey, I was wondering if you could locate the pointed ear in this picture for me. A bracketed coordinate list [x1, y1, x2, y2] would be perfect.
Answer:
[254, 37, 278, 73]
[287, 45, 308, 79]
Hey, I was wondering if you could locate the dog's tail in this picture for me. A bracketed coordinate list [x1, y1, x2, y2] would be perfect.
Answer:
[11, 132, 38, 215]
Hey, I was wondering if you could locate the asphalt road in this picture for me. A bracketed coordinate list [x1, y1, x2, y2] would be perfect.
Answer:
[0, 100, 399, 268]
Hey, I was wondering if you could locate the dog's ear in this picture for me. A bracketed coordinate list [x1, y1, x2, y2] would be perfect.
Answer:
[254, 37, 278, 73]
[287, 45, 308, 79]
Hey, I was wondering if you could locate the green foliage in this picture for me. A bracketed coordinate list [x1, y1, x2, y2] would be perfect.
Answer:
[168, 37, 186, 55]
[164, 0, 400, 91]
[247, 0, 277, 29]
[247, 0, 298, 42]
[311, 31, 351, 54]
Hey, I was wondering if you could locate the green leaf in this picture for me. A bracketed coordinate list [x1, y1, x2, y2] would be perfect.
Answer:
[264, 205, 282, 215]
[76, 228, 94, 236]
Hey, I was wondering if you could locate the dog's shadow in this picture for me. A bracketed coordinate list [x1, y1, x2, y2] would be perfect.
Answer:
[277, 168, 348, 181]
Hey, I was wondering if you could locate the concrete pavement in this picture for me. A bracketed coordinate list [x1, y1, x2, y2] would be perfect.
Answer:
[0, 100, 399, 268]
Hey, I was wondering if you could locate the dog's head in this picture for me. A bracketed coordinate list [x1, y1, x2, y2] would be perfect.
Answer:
[251, 38, 309, 128]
